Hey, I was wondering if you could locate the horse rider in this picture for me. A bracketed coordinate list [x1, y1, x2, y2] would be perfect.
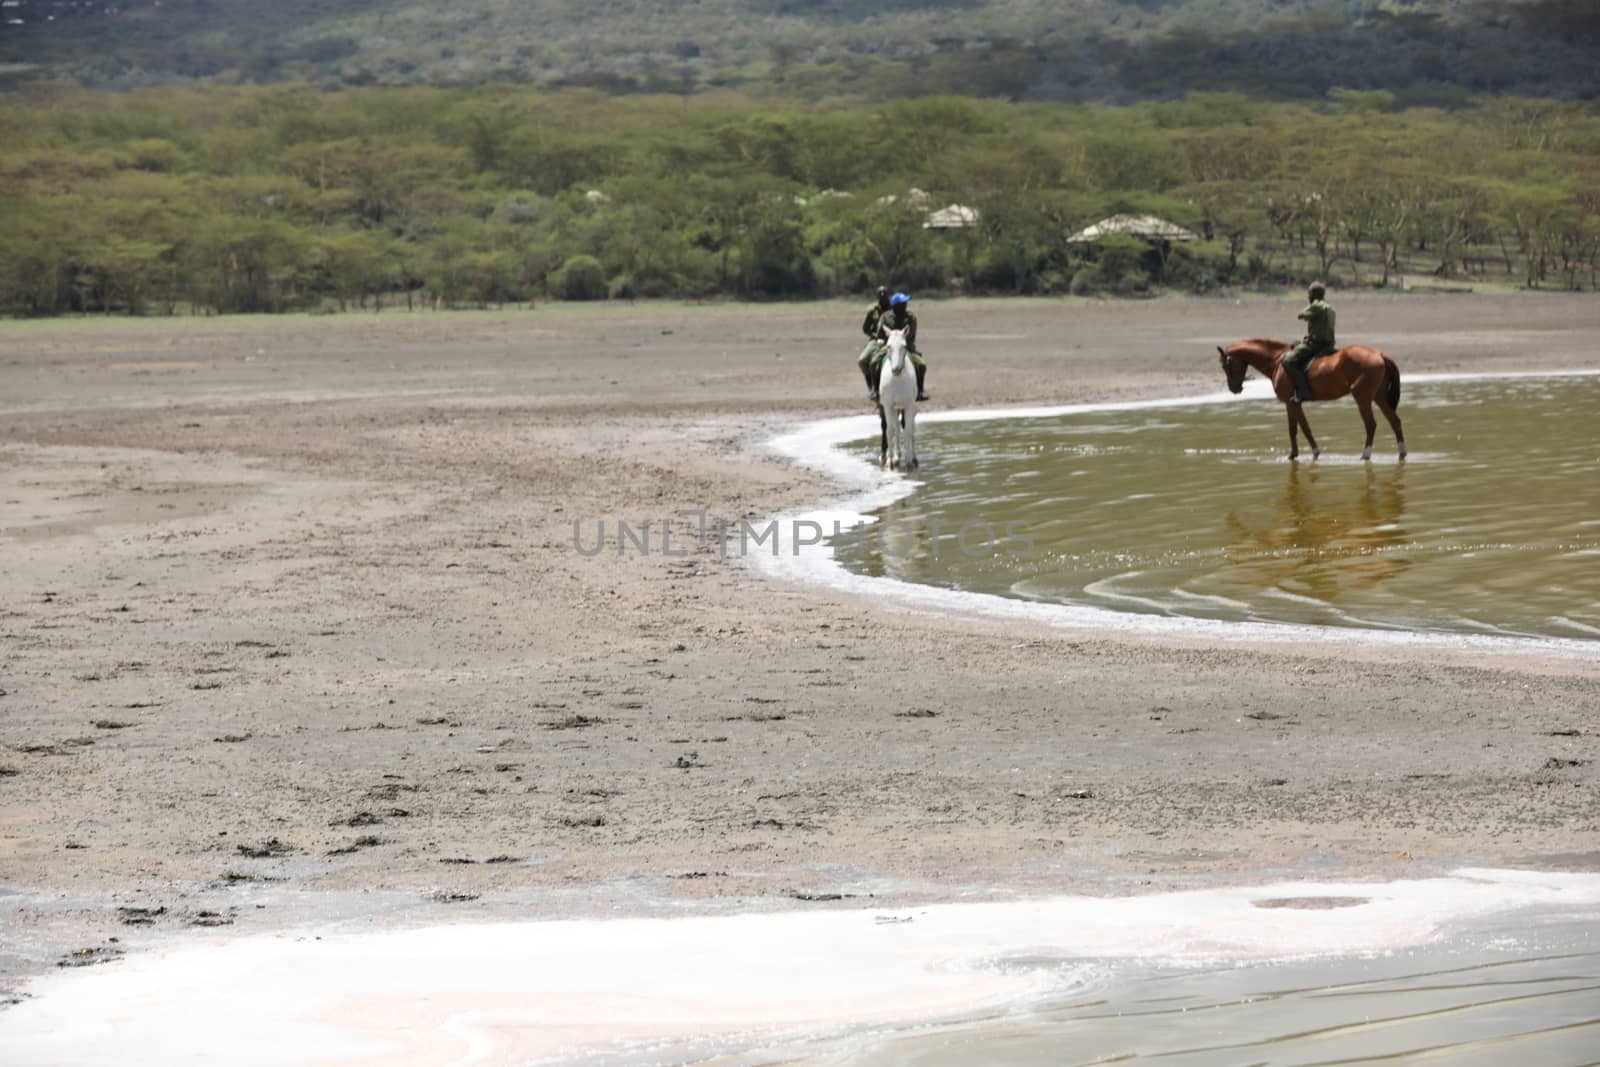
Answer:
[1284, 281, 1336, 403]
[872, 291, 928, 402]
[856, 285, 893, 399]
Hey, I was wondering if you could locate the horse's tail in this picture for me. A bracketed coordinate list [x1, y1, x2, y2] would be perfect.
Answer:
[1383, 356, 1401, 410]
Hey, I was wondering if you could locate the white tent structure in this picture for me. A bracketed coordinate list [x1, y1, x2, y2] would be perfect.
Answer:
[923, 204, 980, 230]
[1068, 214, 1198, 243]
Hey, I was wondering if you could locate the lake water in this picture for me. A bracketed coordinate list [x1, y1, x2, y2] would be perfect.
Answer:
[832, 376, 1600, 642]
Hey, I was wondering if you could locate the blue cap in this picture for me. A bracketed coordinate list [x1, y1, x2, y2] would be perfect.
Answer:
[889, 292, 909, 306]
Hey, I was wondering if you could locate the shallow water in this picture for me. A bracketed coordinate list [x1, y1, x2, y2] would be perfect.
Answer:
[754, 916, 1600, 1067]
[833, 376, 1600, 640]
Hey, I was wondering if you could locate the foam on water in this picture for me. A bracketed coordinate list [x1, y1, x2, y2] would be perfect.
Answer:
[4, 870, 1599, 1066]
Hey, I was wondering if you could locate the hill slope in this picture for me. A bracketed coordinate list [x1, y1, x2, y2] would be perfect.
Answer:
[2, 0, 1597, 101]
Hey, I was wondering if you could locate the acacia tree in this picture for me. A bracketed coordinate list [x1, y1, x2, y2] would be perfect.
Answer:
[1344, 163, 1429, 289]
[858, 201, 941, 291]
[976, 186, 1093, 293]
[0, 202, 76, 313]
[1492, 180, 1570, 288]
[93, 237, 173, 314]
[737, 197, 818, 299]
[319, 231, 388, 310]
[1560, 177, 1600, 289]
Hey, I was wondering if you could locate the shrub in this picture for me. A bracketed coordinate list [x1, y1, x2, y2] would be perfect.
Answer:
[1069, 266, 1104, 296]
[1115, 269, 1152, 295]
[549, 254, 607, 300]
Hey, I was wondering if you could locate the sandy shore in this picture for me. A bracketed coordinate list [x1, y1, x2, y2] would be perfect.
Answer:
[1, 293, 1597, 986]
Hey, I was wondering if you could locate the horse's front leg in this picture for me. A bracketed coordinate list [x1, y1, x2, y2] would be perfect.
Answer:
[1285, 404, 1300, 461]
[1296, 403, 1321, 460]
[878, 405, 889, 468]
[1355, 396, 1378, 461]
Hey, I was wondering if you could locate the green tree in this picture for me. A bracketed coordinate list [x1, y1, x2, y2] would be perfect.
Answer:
[858, 202, 940, 292]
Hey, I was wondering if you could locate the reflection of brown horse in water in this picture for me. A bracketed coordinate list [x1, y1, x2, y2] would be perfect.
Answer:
[1224, 464, 1411, 600]
[1218, 339, 1406, 462]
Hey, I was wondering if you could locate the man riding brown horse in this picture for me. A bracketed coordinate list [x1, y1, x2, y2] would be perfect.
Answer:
[1218, 296, 1407, 462]
[1283, 281, 1336, 403]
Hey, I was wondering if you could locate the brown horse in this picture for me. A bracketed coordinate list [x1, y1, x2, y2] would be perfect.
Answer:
[1217, 338, 1406, 462]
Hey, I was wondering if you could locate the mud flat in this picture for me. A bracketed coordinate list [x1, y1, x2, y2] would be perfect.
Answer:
[1, 295, 1597, 1038]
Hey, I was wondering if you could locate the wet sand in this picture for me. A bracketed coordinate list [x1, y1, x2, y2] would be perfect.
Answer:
[1, 294, 1597, 992]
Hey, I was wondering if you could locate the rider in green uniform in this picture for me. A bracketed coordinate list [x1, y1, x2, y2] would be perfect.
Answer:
[871, 292, 928, 402]
[856, 286, 893, 399]
[1283, 281, 1336, 403]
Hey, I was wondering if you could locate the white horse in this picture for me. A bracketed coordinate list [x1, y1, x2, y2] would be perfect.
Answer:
[877, 328, 918, 471]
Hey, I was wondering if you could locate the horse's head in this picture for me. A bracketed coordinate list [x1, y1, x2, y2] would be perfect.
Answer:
[1217, 344, 1247, 394]
[884, 329, 909, 375]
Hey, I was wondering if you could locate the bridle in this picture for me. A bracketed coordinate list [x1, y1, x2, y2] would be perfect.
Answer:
[1220, 347, 1246, 394]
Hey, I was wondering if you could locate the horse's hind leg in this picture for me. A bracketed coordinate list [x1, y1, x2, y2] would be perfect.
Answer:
[1378, 397, 1406, 459]
[905, 408, 918, 470]
[878, 406, 889, 468]
[1285, 405, 1301, 461]
[1300, 406, 1321, 459]
[1355, 394, 1378, 461]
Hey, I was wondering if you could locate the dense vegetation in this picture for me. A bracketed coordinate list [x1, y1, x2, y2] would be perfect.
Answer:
[2, 84, 1596, 315]
[3, 0, 1597, 103]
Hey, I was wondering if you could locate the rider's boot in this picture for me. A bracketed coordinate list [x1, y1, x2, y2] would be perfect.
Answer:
[861, 363, 879, 401]
[915, 363, 928, 402]
[1286, 364, 1312, 403]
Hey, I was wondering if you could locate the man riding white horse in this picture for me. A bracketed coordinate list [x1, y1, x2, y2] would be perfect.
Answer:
[876, 327, 919, 470]
[859, 291, 928, 403]
[856, 285, 893, 398]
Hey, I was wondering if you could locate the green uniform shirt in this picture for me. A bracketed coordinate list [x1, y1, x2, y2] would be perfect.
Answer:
[862, 302, 890, 339]
[877, 307, 917, 348]
[1298, 300, 1336, 350]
